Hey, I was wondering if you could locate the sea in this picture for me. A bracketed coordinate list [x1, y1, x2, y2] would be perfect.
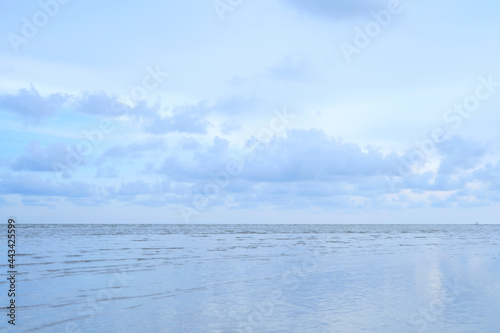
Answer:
[1, 224, 500, 332]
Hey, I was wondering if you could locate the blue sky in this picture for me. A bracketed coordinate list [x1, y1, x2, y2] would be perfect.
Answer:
[1, 0, 500, 223]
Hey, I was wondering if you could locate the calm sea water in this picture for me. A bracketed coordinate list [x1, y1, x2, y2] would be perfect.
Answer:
[2, 224, 500, 332]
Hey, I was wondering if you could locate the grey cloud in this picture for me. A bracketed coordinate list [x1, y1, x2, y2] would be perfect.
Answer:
[436, 136, 489, 174]
[281, 0, 385, 20]
[0, 173, 98, 198]
[11, 142, 70, 172]
[268, 56, 313, 81]
[102, 138, 165, 159]
[0, 87, 67, 124]
[145, 103, 212, 134]
[219, 120, 243, 135]
[96, 166, 119, 178]
[0, 88, 158, 123]
[75, 91, 130, 116]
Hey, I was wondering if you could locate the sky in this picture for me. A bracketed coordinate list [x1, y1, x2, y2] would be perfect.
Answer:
[1, 0, 500, 224]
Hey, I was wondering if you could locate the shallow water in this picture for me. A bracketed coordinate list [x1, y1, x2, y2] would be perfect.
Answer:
[2, 224, 500, 332]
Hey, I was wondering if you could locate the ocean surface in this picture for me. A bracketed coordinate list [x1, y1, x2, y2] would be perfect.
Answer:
[1, 224, 500, 333]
